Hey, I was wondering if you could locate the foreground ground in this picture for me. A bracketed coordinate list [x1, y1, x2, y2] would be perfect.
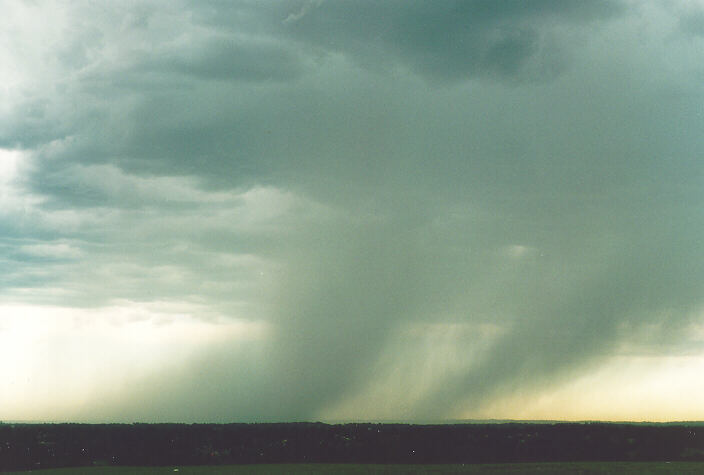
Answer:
[3, 463, 704, 474]
[4, 423, 704, 472]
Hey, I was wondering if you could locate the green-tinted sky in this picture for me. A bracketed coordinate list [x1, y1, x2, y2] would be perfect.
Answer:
[1, 0, 704, 423]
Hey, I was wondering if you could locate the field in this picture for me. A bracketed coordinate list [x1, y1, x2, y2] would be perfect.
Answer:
[4, 463, 704, 474]
[4, 423, 704, 472]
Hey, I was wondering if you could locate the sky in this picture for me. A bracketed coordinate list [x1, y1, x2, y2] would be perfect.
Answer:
[1, 0, 704, 423]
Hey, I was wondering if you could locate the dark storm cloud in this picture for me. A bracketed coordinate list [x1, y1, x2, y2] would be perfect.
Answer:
[3, 0, 704, 423]
[13, 0, 628, 194]
[277, 0, 625, 82]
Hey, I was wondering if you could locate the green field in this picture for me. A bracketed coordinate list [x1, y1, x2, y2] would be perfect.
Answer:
[3, 463, 704, 474]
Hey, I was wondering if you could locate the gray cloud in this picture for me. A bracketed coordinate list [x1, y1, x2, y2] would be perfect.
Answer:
[277, 0, 625, 82]
[680, 6, 704, 37]
[139, 36, 304, 82]
[2, 0, 704, 422]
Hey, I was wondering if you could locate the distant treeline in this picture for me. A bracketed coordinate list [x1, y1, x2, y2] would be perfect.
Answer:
[1, 422, 704, 471]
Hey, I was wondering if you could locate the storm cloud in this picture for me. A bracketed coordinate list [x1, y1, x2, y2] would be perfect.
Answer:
[1, 0, 704, 423]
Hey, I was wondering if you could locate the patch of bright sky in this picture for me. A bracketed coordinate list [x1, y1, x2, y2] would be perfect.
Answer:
[463, 313, 704, 422]
[0, 148, 42, 219]
[0, 149, 24, 200]
[0, 302, 269, 422]
[468, 352, 704, 422]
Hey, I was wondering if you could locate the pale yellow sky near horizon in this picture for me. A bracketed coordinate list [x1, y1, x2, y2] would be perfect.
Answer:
[3, 302, 704, 423]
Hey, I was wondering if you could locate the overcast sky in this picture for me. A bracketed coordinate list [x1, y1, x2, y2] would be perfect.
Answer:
[1, 0, 704, 423]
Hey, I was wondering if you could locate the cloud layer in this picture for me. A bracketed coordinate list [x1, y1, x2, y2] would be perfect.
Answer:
[1, 0, 704, 422]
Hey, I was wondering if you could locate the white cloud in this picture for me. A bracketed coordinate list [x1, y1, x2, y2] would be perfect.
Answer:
[19, 242, 83, 259]
[283, 0, 324, 24]
[502, 244, 537, 259]
[68, 164, 241, 204]
[0, 148, 22, 182]
[0, 148, 38, 213]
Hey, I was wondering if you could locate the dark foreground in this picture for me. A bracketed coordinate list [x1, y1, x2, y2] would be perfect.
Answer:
[1, 422, 704, 472]
[3, 462, 704, 474]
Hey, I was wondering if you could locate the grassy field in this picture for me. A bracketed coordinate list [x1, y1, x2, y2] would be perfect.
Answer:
[3, 463, 704, 474]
